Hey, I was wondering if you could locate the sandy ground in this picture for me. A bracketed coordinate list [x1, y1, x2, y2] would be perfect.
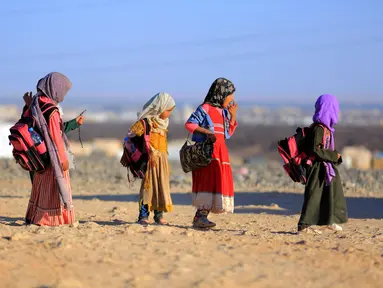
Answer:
[0, 177, 382, 288]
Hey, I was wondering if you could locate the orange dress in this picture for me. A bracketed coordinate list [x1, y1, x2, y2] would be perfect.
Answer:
[25, 109, 75, 226]
[130, 120, 173, 212]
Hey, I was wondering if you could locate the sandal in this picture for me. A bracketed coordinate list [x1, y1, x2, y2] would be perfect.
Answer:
[327, 223, 343, 231]
[155, 218, 169, 226]
[137, 218, 151, 226]
[298, 226, 322, 235]
[193, 217, 216, 228]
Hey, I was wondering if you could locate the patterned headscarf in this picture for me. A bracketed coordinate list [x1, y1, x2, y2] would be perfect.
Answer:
[203, 78, 236, 108]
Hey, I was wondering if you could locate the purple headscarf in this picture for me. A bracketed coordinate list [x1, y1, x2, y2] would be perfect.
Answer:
[30, 72, 73, 210]
[37, 72, 72, 103]
[312, 94, 339, 186]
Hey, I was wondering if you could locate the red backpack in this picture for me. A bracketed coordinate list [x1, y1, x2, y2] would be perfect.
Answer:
[120, 119, 151, 180]
[277, 123, 329, 185]
[8, 99, 57, 172]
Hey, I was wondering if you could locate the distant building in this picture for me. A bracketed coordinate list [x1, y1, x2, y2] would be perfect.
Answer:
[342, 146, 373, 170]
[372, 152, 383, 170]
[0, 122, 13, 159]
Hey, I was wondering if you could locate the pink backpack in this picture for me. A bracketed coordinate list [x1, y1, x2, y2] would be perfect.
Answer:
[9, 99, 57, 172]
[120, 119, 151, 180]
[277, 123, 329, 184]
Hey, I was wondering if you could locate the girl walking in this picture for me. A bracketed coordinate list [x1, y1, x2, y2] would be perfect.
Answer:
[185, 78, 238, 228]
[298, 94, 348, 234]
[128, 92, 175, 225]
[25, 72, 75, 226]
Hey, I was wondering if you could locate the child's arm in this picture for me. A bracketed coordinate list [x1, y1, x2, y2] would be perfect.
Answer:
[185, 107, 212, 135]
[49, 111, 69, 171]
[184, 122, 198, 134]
[226, 104, 238, 136]
[310, 126, 340, 163]
[63, 119, 80, 134]
[228, 120, 238, 136]
[185, 122, 212, 135]
[63, 115, 85, 134]
[185, 108, 216, 142]
[21, 92, 32, 117]
[21, 105, 28, 117]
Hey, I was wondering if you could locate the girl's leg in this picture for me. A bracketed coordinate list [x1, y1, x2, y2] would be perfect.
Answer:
[193, 209, 216, 228]
[138, 200, 150, 224]
[154, 210, 168, 225]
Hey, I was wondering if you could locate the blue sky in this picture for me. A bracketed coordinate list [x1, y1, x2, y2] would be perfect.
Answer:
[1, 0, 382, 104]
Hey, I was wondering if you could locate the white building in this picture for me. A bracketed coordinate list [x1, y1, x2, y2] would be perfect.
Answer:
[0, 122, 13, 159]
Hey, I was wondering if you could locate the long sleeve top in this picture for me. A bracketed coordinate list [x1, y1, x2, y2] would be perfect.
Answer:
[48, 110, 68, 164]
[184, 103, 237, 142]
[306, 126, 339, 164]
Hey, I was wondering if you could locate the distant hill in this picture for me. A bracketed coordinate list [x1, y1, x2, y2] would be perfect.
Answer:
[67, 123, 383, 159]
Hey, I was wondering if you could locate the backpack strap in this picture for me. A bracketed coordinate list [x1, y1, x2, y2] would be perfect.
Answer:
[310, 123, 331, 148]
[304, 123, 332, 166]
[39, 100, 59, 123]
[19, 98, 58, 132]
[141, 118, 151, 154]
[21, 105, 29, 118]
[141, 118, 151, 136]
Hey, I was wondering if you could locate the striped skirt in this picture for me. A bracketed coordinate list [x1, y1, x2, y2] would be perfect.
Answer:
[25, 167, 75, 226]
[192, 135, 234, 213]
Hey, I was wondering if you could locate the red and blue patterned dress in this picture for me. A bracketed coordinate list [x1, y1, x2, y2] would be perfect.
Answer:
[186, 103, 237, 213]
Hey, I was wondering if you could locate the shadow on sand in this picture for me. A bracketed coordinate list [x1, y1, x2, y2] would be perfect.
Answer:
[0, 216, 25, 226]
[73, 192, 383, 220]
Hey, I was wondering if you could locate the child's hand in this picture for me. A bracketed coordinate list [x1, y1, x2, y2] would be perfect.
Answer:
[23, 92, 33, 107]
[76, 115, 85, 125]
[207, 134, 216, 143]
[337, 153, 341, 159]
[228, 103, 238, 116]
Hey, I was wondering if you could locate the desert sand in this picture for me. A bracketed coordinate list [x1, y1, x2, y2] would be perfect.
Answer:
[0, 157, 382, 288]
